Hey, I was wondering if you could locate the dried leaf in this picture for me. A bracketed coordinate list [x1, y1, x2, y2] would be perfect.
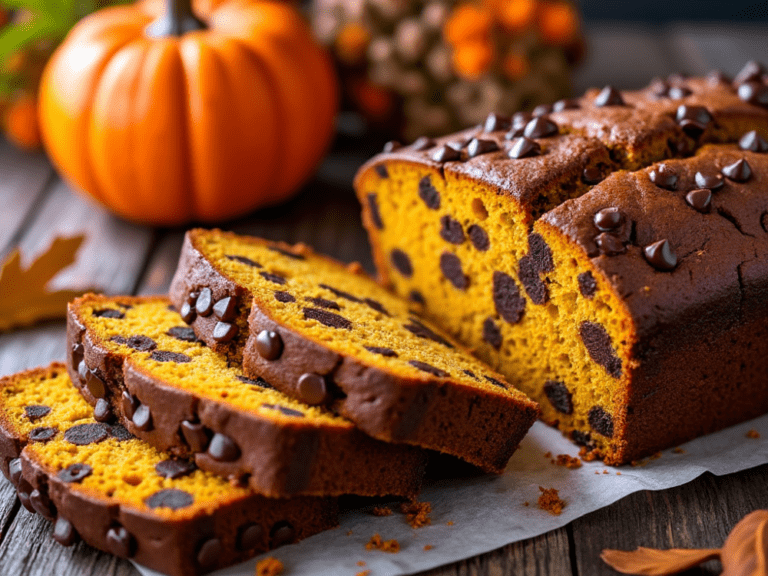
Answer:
[600, 547, 720, 575]
[722, 510, 768, 576]
[0, 235, 88, 332]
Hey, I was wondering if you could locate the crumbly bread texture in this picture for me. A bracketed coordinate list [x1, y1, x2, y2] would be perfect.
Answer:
[0, 364, 337, 576]
[67, 294, 426, 498]
[169, 229, 539, 473]
[354, 64, 768, 464]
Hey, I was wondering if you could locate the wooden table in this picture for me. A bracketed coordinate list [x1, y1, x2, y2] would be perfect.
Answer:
[1, 22, 767, 576]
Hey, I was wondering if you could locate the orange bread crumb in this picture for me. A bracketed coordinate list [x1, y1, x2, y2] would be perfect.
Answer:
[447, 521, 454, 526]
[673, 447, 686, 454]
[366, 534, 400, 553]
[424, 544, 434, 551]
[256, 557, 284, 576]
[554, 454, 582, 469]
[356, 560, 366, 567]
[371, 506, 392, 517]
[538, 487, 565, 516]
[356, 571, 371, 576]
[400, 501, 432, 528]
[746, 429, 760, 439]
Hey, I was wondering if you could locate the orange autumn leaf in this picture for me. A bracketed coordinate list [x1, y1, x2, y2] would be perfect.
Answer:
[601, 547, 720, 575]
[0, 235, 88, 332]
[721, 510, 768, 576]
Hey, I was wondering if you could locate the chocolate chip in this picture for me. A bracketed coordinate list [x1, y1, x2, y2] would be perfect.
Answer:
[226, 254, 262, 268]
[71, 342, 84, 369]
[483, 112, 511, 132]
[403, 318, 454, 348]
[467, 138, 499, 158]
[411, 136, 436, 151]
[734, 60, 764, 84]
[30, 489, 55, 520]
[274, 291, 296, 303]
[126, 335, 157, 352]
[512, 111, 533, 129]
[649, 164, 678, 190]
[553, 98, 580, 112]
[675, 105, 713, 136]
[739, 130, 768, 153]
[150, 350, 191, 363]
[594, 85, 625, 106]
[694, 171, 724, 191]
[212, 321, 238, 343]
[180, 302, 196, 324]
[594, 207, 624, 231]
[65, 423, 108, 446]
[303, 307, 352, 329]
[132, 404, 153, 432]
[166, 326, 198, 342]
[532, 103, 553, 117]
[492, 271, 525, 324]
[181, 421, 210, 452]
[523, 116, 558, 138]
[707, 69, 730, 85]
[58, 463, 92, 483]
[375, 164, 389, 178]
[109, 424, 133, 441]
[543, 380, 573, 414]
[93, 399, 113, 423]
[644, 239, 677, 271]
[236, 375, 274, 389]
[17, 479, 33, 512]
[446, 138, 470, 151]
[94, 309, 124, 319]
[439, 252, 468, 290]
[364, 298, 389, 315]
[237, 523, 264, 551]
[365, 346, 398, 357]
[263, 404, 304, 417]
[367, 193, 384, 230]
[588, 406, 614, 438]
[255, 330, 283, 360]
[518, 256, 548, 305]
[196, 538, 223, 570]
[409, 360, 449, 378]
[507, 137, 541, 159]
[208, 433, 240, 461]
[107, 526, 135, 558]
[579, 321, 622, 378]
[468, 224, 489, 251]
[578, 271, 597, 298]
[305, 296, 340, 310]
[670, 137, 694, 157]
[686, 189, 712, 213]
[595, 233, 626, 256]
[319, 284, 362, 303]
[722, 158, 752, 182]
[8, 458, 21, 487]
[528, 233, 554, 273]
[212, 297, 237, 322]
[78, 362, 106, 399]
[737, 81, 768, 106]
[431, 144, 461, 163]
[572, 430, 593, 447]
[418, 176, 440, 209]
[53, 517, 78, 547]
[195, 287, 213, 316]
[482, 317, 502, 350]
[668, 86, 692, 99]
[383, 140, 402, 153]
[24, 405, 50, 422]
[463, 370, 478, 380]
[297, 373, 328, 405]
[270, 521, 296, 548]
[582, 166, 604, 184]
[390, 248, 413, 277]
[155, 459, 196, 480]
[260, 271, 287, 285]
[409, 290, 425, 304]
[146, 489, 194, 510]
[484, 375, 506, 389]
[439, 216, 465, 245]
[121, 391, 139, 420]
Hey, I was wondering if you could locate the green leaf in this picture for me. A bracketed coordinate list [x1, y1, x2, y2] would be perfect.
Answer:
[0, 14, 70, 63]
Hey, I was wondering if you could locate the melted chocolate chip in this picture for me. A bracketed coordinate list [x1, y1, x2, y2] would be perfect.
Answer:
[93, 399, 113, 423]
[675, 105, 713, 137]
[468, 224, 490, 251]
[403, 318, 454, 348]
[418, 176, 440, 209]
[78, 362, 106, 399]
[411, 136, 436, 151]
[53, 517, 78, 547]
[431, 144, 461, 163]
[383, 140, 402, 153]
[375, 164, 388, 178]
[463, 370, 479, 380]
[132, 404, 153, 432]
[668, 85, 692, 99]
[594, 86, 625, 106]
[9, 458, 22, 486]
[166, 326, 198, 342]
[409, 290, 425, 304]
[109, 424, 134, 441]
[644, 239, 678, 271]
[523, 116, 558, 138]
[408, 360, 449, 378]
[263, 404, 304, 417]
[739, 130, 768, 153]
[439, 252, 468, 289]
[226, 254, 262, 268]
[212, 321, 238, 343]
[588, 406, 614, 438]
[686, 189, 713, 213]
[364, 298, 388, 315]
[274, 291, 296, 303]
[543, 380, 573, 414]
[24, 405, 51, 422]
[255, 330, 283, 360]
[578, 271, 597, 298]
[649, 164, 678, 190]
[150, 350, 191, 363]
[58, 463, 92, 483]
[267, 246, 305, 260]
[107, 526, 136, 558]
[572, 430, 593, 447]
[529, 233, 554, 273]
[236, 375, 274, 389]
[483, 112, 511, 132]
[390, 249, 413, 277]
[484, 375, 507, 389]
[155, 459, 196, 479]
[71, 342, 84, 369]
[65, 423, 108, 446]
[595, 233, 626, 256]
[146, 489, 194, 510]
[319, 284, 362, 303]
[582, 166, 604, 185]
[440, 216, 465, 244]
[694, 171, 724, 191]
[303, 307, 352, 329]
[29, 426, 57, 442]
[181, 421, 210, 453]
[722, 158, 752, 182]
[365, 346, 398, 357]
[195, 288, 213, 316]
[594, 207, 625, 231]
[482, 317, 502, 350]
[532, 103, 553, 117]
[492, 271, 525, 324]
[270, 521, 296, 547]
[208, 433, 240, 462]
[212, 297, 237, 322]
[297, 373, 329, 405]
[708, 69, 730, 85]
[197, 538, 223, 570]
[116, 335, 157, 352]
[553, 98, 579, 111]
[518, 256, 549, 305]
[94, 309, 124, 319]
[260, 271, 287, 285]
[305, 296, 340, 310]
[367, 193, 384, 230]
[737, 81, 768, 106]
[237, 523, 264, 551]
[467, 138, 499, 158]
[121, 391, 139, 420]
[507, 137, 541, 159]
[579, 321, 622, 378]
[180, 302, 196, 324]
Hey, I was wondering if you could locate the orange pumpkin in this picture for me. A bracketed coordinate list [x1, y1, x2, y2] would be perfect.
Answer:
[39, 0, 338, 225]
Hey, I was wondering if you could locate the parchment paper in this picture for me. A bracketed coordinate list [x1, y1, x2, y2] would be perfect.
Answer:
[135, 414, 768, 576]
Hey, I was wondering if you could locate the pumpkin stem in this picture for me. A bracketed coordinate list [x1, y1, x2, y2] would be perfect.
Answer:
[145, 0, 207, 38]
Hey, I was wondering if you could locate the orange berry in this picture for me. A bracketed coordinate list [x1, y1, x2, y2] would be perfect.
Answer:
[335, 23, 370, 65]
[539, 2, 579, 45]
[5, 96, 41, 150]
[444, 4, 492, 46]
[452, 40, 495, 81]
[496, 0, 537, 31]
[502, 52, 529, 80]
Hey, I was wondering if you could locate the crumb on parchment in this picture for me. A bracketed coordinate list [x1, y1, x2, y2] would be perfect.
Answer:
[538, 487, 565, 516]
[400, 501, 432, 528]
[255, 557, 283, 576]
[366, 534, 400, 553]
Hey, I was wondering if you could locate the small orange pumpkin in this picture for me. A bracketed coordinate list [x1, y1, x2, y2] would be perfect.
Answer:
[39, 0, 338, 225]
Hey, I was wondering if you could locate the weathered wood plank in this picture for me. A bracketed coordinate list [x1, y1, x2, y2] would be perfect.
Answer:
[136, 231, 185, 296]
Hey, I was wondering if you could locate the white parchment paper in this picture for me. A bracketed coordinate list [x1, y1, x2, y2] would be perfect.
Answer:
[135, 414, 768, 576]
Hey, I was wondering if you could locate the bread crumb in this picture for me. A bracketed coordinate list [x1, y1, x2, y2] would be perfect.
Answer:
[602, 469, 609, 474]
[356, 561, 366, 567]
[616, 472, 622, 476]
[746, 429, 760, 439]
[538, 487, 565, 516]
[371, 506, 392, 516]
[544, 451, 552, 458]
[673, 447, 685, 454]
[366, 534, 400, 553]
[447, 521, 454, 526]
[400, 500, 431, 528]
[523, 501, 529, 506]
[356, 571, 370, 576]
[424, 545, 434, 551]
[578, 446, 598, 461]
[255, 557, 283, 576]
[554, 454, 582, 469]
[347, 530, 353, 536]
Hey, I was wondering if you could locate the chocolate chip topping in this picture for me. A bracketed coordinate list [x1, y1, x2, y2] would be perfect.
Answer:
[482, 317, 502, 350]
[24, 405, 51, 422]
[121, 391, 139, 420]
[467, 138, 499, 158]
[93, 399, 113, 423]
[255, 330, 283, 360]
[649, 164, 678, 190]
[390, 248, 413, 277]
[71, 342, 84, 368]
[58, 463, 93, 483]
[528, 233, 554, 273]
[594, 85, 625, 107]
[53, 517, 78, 547]
[212, 296, 237, 322]
[297, 373, 329, 405]
[588, 406, 614, 438]
[582, 166, 604, 184]
[260, 271, 287, 285]
[408, 360, 449, 378]
[132, 404, 153, 432]
[30, 488, 55, 519]
[181, 421, 210, 453]
[195, 287, 213, 316]
[468, 224, 490, 251]
[707, 69, 730, 85]
[492, 271, 525, 324]
[694, 171, 724, 191]
[523, 116, 558, 138]
[367, 193, 384, 230]
[267, 246, 305, 260]
[507, 137, 541, 159]
[303, 307, 352, 329]
[106, 526, 135, 558]
[83, 364, 106, 399]
[155, 459, 197, 480]
[383, 140, 402, 153]
[675, 104, 713, 136]
[270, 521, 296, 547]
[109, 424, 134, 441]
[166, 326, 198, 342]
[196, 538, 223, 570]
[439, 216, 465, 244]
[737, 82, 768, 107]
[668, 85, 692, 99]
[212, 321, 238, 343]
[93, 309, 124, 319]
[431, 144, 461, 163]
[734, 60, 764, 85]
[686, 189, 713, 213]
[543, 380, 573, 414]
[644, 239, 678, 271]
[483, 112, 511, 132]
[263, 404, 304, 418]
[722, 158, 752, 182]
[226, 254, 262, 268]
[146, 489, 194, 511]
[208, 433, 240, 462]
[518, 256, 549, 305]
[594, 207, 625, 231]
[579, 321, 622, 378]
[150, 350, 191, 363]
[532, 103, 553, 117]
[65, 423, 109, 446]
[237, 523, 264, 551]
[365, 346, 398, 357]
[403, 318, 454, 348]
[739, 130, 768, 152]
[595, 232, 626, 256]
[274, 290, 296, 303]
[439, 252, 468, 289]
[411, 136, 436, 151]
[8, 458, 21, 486]
[418, 176, 440, 209]
[578, 271, 597, 298]
[375, 164, 388, 178]
[180, 302, 195, 324]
